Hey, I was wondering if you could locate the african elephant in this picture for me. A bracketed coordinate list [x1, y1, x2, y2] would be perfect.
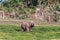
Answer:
[21, 21, 34, 32]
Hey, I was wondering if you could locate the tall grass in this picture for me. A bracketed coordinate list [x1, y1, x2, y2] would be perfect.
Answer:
[0, 24, 60, 40]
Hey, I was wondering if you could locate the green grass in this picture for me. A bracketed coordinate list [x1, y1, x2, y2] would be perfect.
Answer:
[0, 24, 60, 40]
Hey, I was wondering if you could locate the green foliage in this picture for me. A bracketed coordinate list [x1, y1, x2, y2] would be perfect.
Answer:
[32, 0, 38, 6]
[55, 4, 60, 11]
[28, 0, 38, 8]
[2, 0, 38, 14]
[2, 1, 14, 13]
[2, 0, 60, 13]
[19, 14, 28, 19]
[1, 0, 60, 20]
[2, 1, 10, 8]
[53, 12, 59, 22]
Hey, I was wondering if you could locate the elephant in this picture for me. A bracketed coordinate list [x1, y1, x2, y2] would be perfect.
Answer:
[21, 21, 34, 32]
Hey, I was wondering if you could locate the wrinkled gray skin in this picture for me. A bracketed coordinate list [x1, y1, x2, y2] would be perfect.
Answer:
[21, 21, 34, 32]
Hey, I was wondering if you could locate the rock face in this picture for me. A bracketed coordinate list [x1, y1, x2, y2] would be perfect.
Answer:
[21, 21, 34, 31]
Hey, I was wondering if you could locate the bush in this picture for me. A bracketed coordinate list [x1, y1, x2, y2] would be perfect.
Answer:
[55, 4, 60, 11]
[19, 14, 28, 19]
[53, 12, 59, 22]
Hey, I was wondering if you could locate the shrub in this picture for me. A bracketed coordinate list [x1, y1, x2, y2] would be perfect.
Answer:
[55, 4, 60, 11]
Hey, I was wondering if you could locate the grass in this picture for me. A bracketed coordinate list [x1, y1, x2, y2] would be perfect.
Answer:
[0, 24, 60, 40]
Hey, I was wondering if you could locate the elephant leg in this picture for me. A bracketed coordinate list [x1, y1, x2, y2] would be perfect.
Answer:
[29, 27, 32, 32]
[21, 26, 26, 31]
[21, 29, 24, 31]
[26, 27, 30, 31]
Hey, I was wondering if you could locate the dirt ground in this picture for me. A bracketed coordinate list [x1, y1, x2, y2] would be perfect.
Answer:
[0, 19, 60, 26]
